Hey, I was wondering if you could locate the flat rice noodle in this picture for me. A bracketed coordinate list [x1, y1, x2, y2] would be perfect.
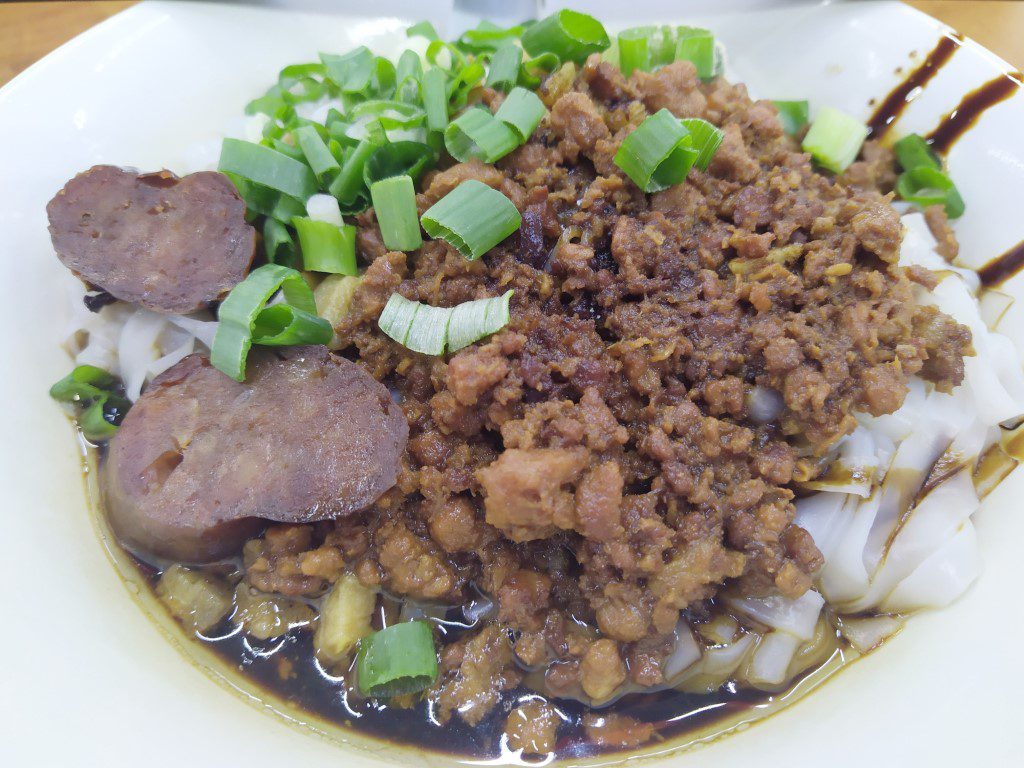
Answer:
[847, 469, 978, 613]
[747, 631, 801, 687]
[818, 491, 880, 605]
[724, 590, 824, 642]
[881, 521, 980, 612]
[663, 621, 702, 681]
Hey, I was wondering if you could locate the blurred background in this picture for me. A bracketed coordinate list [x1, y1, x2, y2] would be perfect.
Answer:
[2, 0, 1022, 88]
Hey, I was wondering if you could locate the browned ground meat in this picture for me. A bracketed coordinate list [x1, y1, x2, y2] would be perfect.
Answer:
[242, 57, 971, 725]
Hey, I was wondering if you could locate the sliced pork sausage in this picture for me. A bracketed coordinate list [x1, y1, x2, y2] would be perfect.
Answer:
[102, 346, 408, 563]
[47, 166, 255, 313]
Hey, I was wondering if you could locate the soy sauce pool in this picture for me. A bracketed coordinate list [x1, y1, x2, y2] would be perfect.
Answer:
[81, 437, 853, 763]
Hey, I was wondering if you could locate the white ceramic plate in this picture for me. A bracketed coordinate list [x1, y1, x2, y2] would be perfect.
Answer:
[2, 1, 1022, 765]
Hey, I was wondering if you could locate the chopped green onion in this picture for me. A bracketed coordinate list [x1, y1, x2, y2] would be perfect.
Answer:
[378, 293, 422, 348]
[50, 365, 116, 403]
[444, 108, 519, 163]
[893, 133, 942, 172]
[649, 25, 677, 68]
[328, 137, 381, 213]
[801, 106, 869, 173]
[421, 180, 522, 260]
[447, 290, 513, 352]
[404, 302, 453, 355]
[223, 172, 307, 223]
[211, 264, 332, 381]
[370, 176, 422, 251]
[79, 399, 125, 442]
[459, 20, 524, 54]
[772, 100, 810, 136]
[363, 141, 435, 187]
[521, 9, 610, 63]
[614, 108, 699, 192]
[219, 138, 319, 201]
[377, 290, 514, 356]
[321, 47, 374, 93]
[293, 125, 340, 181]
[486, 43, 523, 93]
[519, 52, 560, 88]
[396, 49, 423, 102]
[680, 118, 724, 171]
[618, 27, 652, 77]
[896, 167, 965, 218]
[263, 217, 298, 267]
[50, 365, 130, 442]
[675, 27, 717, 80]
[446, 61, 487, 110]
[421, 68, 449, 134]
[356, 621, 438, 698]
[293, 217, 358, 274]
[350, 100, 425, 131]
[494, 87, 546, 143]
[406, 20, 440, 42]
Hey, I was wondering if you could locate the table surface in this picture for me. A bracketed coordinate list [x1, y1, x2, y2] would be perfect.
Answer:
[1, 1, 1022, 86]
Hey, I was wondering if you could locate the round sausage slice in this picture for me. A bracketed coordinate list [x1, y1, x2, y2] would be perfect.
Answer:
[47, 166, 255, 314]
[102, 346, 408, 563]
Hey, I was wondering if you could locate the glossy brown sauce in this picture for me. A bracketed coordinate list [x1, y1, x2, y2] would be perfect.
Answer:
[124, 547, 848, 762]
[978, 240, 1024, 287]
[924, 71, 1024, 154]
[866, 33, 962, 139]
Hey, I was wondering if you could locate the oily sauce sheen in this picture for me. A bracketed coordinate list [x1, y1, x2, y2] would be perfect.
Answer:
[924, 71, 1024, 154]
[124, 553, 839, 761]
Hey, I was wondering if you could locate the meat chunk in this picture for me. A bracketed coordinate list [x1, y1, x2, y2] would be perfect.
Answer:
[47, 166, 254, 313]
[102, 347, 408, 562]
[633, 60, 707, 118]
[477, 448, 588, 541]
[505, 701, 561, 755]
[549, 92, 610, 156]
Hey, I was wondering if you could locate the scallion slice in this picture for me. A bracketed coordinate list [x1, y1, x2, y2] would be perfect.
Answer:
[801, 106, 869, 173]
[293, 125, 341, 181]
[444, 108, 519, 163]
[521, 9, 610, 63]
[293, 217, 358, 274]
[320, 47, 374, 93]
[223, 172, 307, 223]
[370, 175, 422, 251]
[447, 289, 513, 353]
[363, 141, 435, 187]
[219, 138, 319, 201]
[420, 68, 449, 134]
[494, 87, 546, 143]
[421, 180, 522, 260]
[614, 108, 698, 192]
[649, 25, 677, 68]
[406, 20, 440, 42]
[51, 365, 131, 442]
[328, 137, 380, 212]
[676, 27, 716, 80]
[356, 621, 438, 698]
[377, 290, 514, 356]
[680, 117, 724, 171]
[618, 27, 652, 76]
[772, 100, 810, 136]
[211, 264, 333, 381]
[486, 43, 523, 93]
[893, 133, 942, 172]
[263, 217, 298, 267]
[896, 167, 965, 218]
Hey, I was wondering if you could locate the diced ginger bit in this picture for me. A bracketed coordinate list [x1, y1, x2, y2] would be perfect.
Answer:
[156, 564, 232, 634]
[314, 274, 362, 349]
[313, 573, 377, 668]
[233, 583, 316, 641]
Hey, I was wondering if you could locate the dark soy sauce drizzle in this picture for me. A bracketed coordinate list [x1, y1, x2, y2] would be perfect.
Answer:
[866, 33, 963, 139]
[978, 240, 1024, 287]
[924, 71, 1024, 154]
